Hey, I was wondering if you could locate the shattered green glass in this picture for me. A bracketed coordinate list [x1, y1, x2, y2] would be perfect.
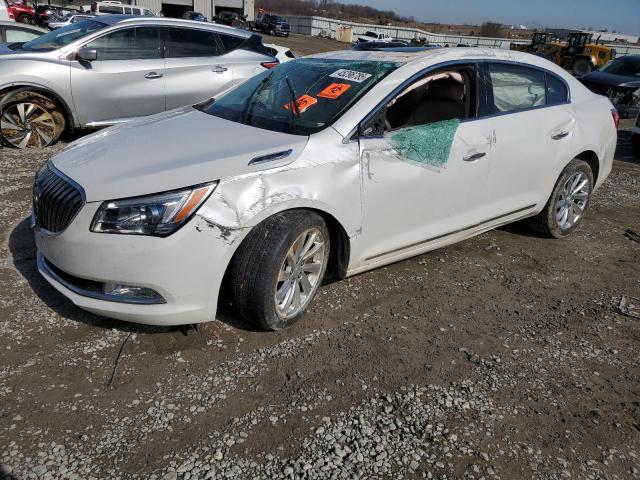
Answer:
[390, 119, 460, 168]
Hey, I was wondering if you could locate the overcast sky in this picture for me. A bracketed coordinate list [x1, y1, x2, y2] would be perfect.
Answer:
[342, 0, 640, 35]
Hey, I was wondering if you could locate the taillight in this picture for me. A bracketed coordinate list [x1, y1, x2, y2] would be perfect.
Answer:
[611, 109, 620, 129]
[8, 8, 14, 19]
[261, 61, 279, 69]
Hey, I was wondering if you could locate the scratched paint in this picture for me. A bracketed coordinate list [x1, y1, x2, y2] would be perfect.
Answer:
[390, 119, 460, 169]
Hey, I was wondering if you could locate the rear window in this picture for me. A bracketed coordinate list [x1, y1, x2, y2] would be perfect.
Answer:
[99, 5, 123, 14]
[600, 57, 640, 76]
[219, 33, 244, 52]
[489, 63, 546, 113]
[197, 58, 399, 135]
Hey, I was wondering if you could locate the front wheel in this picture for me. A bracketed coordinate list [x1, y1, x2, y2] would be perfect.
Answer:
[572, 58, 593, 76]
[227, 211, 330, 330]
[0, 89, 66, 149]
[529, 159, 594, 238]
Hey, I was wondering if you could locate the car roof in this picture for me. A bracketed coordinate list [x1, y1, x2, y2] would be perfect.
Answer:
[305, 48, 551, 66]
[95, 15, 252, 36]
[0, 20, 48, 32]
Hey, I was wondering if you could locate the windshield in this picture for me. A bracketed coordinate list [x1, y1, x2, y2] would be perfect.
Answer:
[197, 58, 399, 136]
[21, 19, 105, 51]
[600, 58, 640, 77]
[273, 16, 286, 22]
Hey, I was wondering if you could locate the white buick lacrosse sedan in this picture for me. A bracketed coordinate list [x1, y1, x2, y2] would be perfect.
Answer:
[32, 48, 617, 330]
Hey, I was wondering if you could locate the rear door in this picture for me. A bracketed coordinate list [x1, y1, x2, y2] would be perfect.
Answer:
[482, 62, 576, 213]
[162, 27, 234, 110]
[70, 26, 166, 125]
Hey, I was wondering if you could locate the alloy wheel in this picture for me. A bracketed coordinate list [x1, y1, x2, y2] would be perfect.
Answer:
[555, 171, 590, 230]
[275, 228, 326, 319]
[1, 102, 56, 149]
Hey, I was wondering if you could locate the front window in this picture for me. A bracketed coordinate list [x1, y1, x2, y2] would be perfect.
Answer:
[21, 19, 105, 51]
[600, 58, 640, 76]
[197, 58, 399, 136]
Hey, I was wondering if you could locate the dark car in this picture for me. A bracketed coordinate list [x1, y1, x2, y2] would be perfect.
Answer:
[580, 55, 640, 120]
[34, 5, 79, 27]
[182, 11, 207, 22]
[7, 0, 35, 24]
[260, 13, 289, 37]
[352, 40, 410, 51]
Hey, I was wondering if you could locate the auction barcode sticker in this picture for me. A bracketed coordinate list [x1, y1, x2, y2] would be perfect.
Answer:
[329, 69, 373, 83]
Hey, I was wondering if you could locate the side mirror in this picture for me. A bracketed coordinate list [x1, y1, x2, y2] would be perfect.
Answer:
[77, 47, 97, 61]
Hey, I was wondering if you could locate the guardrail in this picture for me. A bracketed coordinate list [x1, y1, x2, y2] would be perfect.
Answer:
[285, 15, 640, 55]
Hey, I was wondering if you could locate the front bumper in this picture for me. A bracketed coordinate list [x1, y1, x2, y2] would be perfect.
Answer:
[35, 203, 235, 326]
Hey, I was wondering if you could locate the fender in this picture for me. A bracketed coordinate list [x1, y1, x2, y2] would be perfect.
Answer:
[0, 83, 77, 130]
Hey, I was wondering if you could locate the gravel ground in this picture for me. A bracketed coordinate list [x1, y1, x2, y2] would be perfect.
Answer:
[1, 35, 640, 480]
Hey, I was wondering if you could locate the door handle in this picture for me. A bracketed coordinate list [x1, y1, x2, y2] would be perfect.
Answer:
[551, 131, 570, 140]
[144, 72, 163, 79]
[212, 65, 228, 74]
[463, 152, 486, 162]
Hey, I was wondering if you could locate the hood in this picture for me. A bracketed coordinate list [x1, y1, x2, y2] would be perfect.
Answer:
[52, 107, 309, 202]
[581, 71, 640, 88]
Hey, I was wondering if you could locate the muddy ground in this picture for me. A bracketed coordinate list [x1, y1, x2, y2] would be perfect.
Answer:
[1, 35, 640, 480]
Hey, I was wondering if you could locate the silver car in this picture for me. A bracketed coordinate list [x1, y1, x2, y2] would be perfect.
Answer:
[0, 16, 278, 148]
[47, 13, 96, 30]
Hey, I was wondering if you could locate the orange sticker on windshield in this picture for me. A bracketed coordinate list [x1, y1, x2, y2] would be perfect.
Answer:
[284, 94, 318, 114]
[317, 83, 351, 99]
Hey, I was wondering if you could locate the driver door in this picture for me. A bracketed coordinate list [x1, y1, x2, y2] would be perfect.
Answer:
[70, 26, 166, 126]
[357, 65, 495, 263]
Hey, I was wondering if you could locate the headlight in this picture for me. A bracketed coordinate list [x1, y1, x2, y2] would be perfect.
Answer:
[91, 183, 217, 236]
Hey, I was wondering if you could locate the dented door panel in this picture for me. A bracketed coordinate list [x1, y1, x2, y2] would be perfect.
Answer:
[356, 119, 493, 264]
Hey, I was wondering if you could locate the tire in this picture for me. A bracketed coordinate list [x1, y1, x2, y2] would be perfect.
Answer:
[17, 14, 34, 24]
[0, 89, 66, 149]
[571, 58, 592, 76]
[227, 210, 330, 331]
[269, 28, 275, 36]
[632, 133, 640, 159]
[529, 159, 594, 239]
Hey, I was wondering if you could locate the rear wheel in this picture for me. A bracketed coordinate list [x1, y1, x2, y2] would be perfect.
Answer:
[529, 159, 594, 238]
[632, 133, 640, 159]
[17, 14, 34, 24]
[227, 210, 330, 331]
[0, 89, 65, 149]
[572, 58, 593, 76]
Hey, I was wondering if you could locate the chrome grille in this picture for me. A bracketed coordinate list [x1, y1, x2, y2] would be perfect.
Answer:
[33, 163, 84, 233]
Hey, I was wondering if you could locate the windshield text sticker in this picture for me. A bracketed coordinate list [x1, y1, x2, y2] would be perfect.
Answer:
[317, 83, 351, 99]
[284, 94, 318, 114]
[329, 69, 373, 83]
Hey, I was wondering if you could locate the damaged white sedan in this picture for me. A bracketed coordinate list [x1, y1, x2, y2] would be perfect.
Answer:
[33, 48, 617, 330]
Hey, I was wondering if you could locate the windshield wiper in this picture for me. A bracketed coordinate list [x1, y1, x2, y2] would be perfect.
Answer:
[284, 76, 300, 135]
[244, 71, 275, 125]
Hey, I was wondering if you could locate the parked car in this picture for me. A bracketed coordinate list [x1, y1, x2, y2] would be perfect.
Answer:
[0, 16, 278, 148]
[48, 13, 95, 30]
[356, 30, 392, 43]
[264, 42, 294, 62]
[579, 55, 640, 120]
[90, 1, 155, 16]
[31, 49, 616, 329]
[0, 0, 15, 21]
[0, 19, 46, 42]
[181, 11, 207, 22]
[34, 5, 81, 28]
[352, 41, 427, 51]
[632, 114, 640, 158]
[7, 0, 34, 24]
[260, 13, 289, 37]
